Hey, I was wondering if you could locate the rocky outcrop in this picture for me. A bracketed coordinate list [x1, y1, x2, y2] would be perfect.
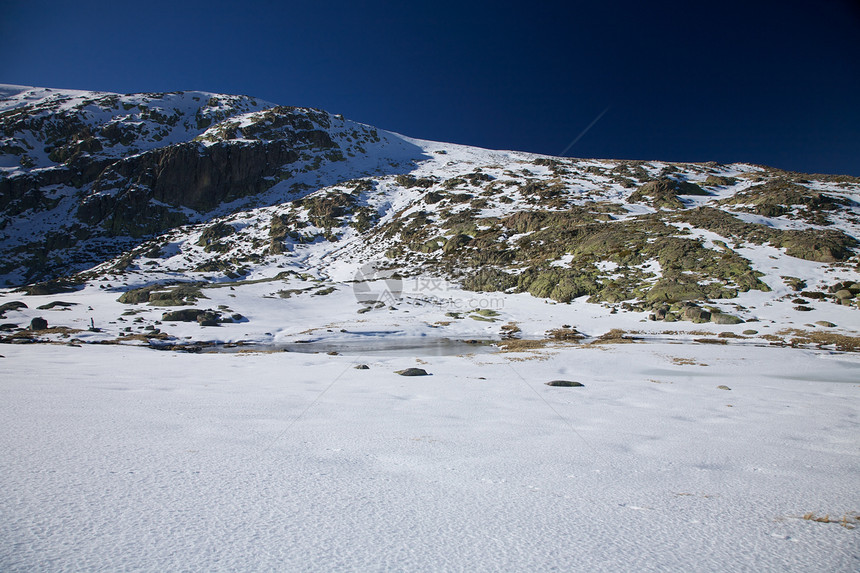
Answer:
[627, 178, 710, 209]
[161, 308, 220, 325]
[77, 140, 301, 233]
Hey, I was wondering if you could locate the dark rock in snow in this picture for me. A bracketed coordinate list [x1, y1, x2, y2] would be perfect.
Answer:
[36, 301, 77, 310]
[0, 301, 28, 314]
[162, 309, 218, 324]
[395, 368, 429, 376]
[683, 306, 711, 323]
[196, 311, 220, 326]
[29, 317, 48, 330]
[546, 380, 584, 387]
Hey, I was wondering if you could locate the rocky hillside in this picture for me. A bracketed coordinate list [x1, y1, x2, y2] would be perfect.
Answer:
[0, 84, 422, 285]
[2, 85, 860, 326]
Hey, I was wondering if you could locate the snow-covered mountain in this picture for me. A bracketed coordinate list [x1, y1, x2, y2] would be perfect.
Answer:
[2, 84, 859, 342]
[0, 84, 425, 285]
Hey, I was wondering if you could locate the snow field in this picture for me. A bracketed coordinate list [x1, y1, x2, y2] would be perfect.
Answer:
[1, 342, 857, 571]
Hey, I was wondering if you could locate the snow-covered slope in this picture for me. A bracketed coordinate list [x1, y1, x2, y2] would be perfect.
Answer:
[0, 84, 425, 284]
[1, 83, 859, 344]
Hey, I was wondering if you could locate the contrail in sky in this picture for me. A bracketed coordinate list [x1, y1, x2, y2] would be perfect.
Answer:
[558, 106, 611, 157]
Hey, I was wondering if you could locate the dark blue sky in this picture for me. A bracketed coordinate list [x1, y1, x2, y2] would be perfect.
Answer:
[2, 0, 859, 175]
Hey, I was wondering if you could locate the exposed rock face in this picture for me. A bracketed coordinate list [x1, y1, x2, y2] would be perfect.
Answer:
[83, 141, 301, 218]
[627, 178, 710, 209]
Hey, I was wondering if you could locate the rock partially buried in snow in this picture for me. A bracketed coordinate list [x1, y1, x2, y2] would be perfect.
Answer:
[683, 306, 711, 323]
[29, 317, 48, 330]
[196, 312, 220, 327]
[712, 313, 744, 325]
[546, 380, 584, 387]
[163, 309, 206, 322]
[354, 364, 370, 370]
[395, 368, 429, 376]
[717, 385, 732, 390]
[815, 321, 837, 328]
[0, 301, 27, 314]
[36, 301, 76, 310]
[161, 308, 220, 325]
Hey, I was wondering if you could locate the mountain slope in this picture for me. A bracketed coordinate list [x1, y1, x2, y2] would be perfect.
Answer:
[1, 85, 860, 344]
[0, 84, 425, 284]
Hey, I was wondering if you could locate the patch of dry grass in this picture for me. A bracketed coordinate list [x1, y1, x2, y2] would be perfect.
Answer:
[785, 330, 860, 352]
[800, 512, 859, 529]
[546, 327, 584, 341]
[759, 328, 860, 352]
[693, 338, 728, 345]
[590, 329, 639, 344]
[496, 338, 553, 352]
[670, 357, 708, 366]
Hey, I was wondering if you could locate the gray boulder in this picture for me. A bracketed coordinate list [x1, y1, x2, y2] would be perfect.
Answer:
[683, 306, 711, 323]
[712, 313, 744, 325]
[395, 368, 429, 376]
[196, 311, 220, 326]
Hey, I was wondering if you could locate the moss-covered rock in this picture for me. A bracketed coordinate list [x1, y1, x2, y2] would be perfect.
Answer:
[712, 313, 744, 325]
[161, 308, 219, 324]
[719, 178, 848, 225]
[776, 230, 856, 262]
[443, 234, 472, 253]
[628, 178, 710, 209]
[118, 283, 204, 305]
[463, 268, 518, 292]
[196, 222, 235, 247]
[702, 175, 738, 187]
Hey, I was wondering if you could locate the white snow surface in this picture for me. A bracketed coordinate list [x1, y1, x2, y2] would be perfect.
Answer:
[1, 342, 858, 571]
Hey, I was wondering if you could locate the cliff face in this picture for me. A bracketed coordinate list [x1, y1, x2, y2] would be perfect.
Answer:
[77, 141, 301, 233]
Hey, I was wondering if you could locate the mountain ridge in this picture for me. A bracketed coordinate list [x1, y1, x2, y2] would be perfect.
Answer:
[2, 85, 859, 338]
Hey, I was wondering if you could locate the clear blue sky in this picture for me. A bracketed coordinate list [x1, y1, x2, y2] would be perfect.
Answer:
[2, 0, 859, 175]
